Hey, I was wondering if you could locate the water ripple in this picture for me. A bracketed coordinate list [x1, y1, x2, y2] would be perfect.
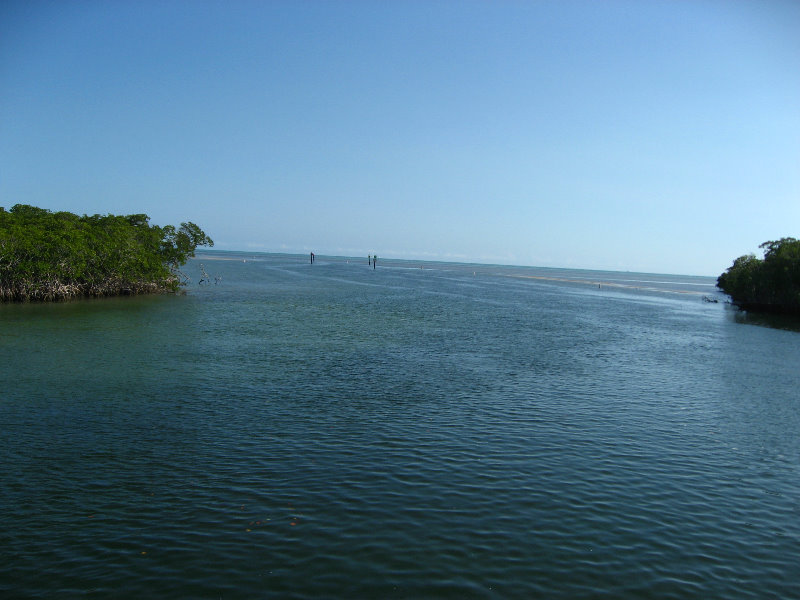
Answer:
[2, 257, 799, 598]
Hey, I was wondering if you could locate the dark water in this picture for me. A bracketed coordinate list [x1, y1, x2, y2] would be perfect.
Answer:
[2, 252, 798, 599]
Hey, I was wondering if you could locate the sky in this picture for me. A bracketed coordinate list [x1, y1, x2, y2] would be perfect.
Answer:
[1, 1, 798, 276]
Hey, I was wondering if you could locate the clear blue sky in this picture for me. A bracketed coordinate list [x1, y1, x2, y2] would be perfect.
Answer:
[2, 1, 798, 275]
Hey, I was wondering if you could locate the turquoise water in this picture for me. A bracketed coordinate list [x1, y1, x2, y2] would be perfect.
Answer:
[1, 252, 799, 599]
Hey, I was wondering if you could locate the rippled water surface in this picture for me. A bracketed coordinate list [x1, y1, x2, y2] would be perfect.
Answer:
[2, 252, 799, 599]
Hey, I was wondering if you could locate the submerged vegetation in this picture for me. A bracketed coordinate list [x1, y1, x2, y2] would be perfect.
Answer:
[0, 204, 213, 301]
[717, 237, 800, 316]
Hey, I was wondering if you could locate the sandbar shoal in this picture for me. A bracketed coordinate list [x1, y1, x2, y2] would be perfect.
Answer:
[507, 274, 706, 295]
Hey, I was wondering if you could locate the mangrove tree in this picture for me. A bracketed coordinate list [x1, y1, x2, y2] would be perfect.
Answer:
[717, 237, 800, 315]
[0, 204, 213, 301]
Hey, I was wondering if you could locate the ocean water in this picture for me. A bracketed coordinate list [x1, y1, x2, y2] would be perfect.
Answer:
[1, 252, 798, 599]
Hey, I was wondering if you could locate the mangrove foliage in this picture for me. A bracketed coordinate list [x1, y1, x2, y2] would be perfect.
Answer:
[717, 237, 800, 316]
[0, 204, 213, 301]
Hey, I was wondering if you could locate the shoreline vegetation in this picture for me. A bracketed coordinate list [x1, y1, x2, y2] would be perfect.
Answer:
[717, 237, 800, 316]
[0, 205, 213, 302]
